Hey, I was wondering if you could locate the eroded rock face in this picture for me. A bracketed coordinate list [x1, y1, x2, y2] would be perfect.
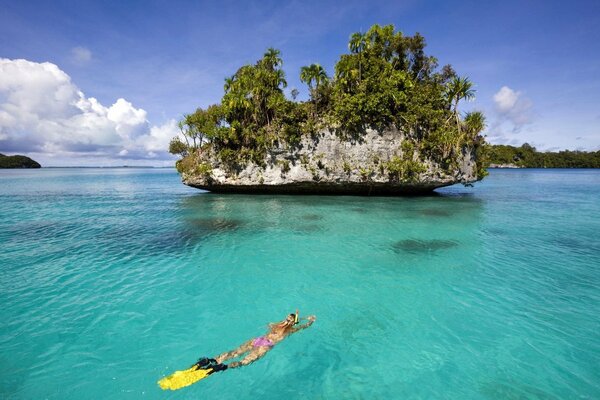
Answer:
[181, 128, 479, 195]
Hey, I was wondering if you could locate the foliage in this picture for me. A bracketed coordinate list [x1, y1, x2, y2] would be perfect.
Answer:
[175, 154, 197, 174]
[0, 153, 41, 168]
[488, 144, 600, 168]
[384, 141, 427, 183]
[196, 163, 213, 178]
[277, 159, 291, 173]
[169, 137, 188, 156]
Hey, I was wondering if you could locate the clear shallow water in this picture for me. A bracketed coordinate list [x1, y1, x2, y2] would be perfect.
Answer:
[1, 168, 599, 399]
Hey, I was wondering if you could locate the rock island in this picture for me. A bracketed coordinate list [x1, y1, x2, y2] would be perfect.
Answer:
[170, 24, 488, 194]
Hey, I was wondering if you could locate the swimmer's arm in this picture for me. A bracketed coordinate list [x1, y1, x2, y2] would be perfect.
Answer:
[292, 315, 316, 332]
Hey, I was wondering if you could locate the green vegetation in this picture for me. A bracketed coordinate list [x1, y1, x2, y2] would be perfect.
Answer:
[0, 153, 41, 168]
[488, 144, 600, 168]
[171, 24, 487, 180]
[384, 141, 427, 182]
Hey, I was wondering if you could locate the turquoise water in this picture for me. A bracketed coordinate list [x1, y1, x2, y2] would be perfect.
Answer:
[1, 168, 599, 399]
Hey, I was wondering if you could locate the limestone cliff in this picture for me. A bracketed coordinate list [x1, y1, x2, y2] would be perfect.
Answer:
[180, 128, 479, 195]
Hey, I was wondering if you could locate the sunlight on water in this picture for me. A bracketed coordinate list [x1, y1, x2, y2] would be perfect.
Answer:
[1, 168, 599, 399]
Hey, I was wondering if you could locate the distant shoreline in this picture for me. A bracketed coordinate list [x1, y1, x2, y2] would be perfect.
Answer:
[0, 153, 41, 168]
[488, 165, 599, 169]
[488, 144, 599, 168]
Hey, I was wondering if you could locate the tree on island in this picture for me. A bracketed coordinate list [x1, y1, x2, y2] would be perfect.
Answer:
[0, 153, 41, 168]
[487, 144, 600, 168]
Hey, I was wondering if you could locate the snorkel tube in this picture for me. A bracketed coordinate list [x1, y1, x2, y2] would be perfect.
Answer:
[294, 309, 299, 325]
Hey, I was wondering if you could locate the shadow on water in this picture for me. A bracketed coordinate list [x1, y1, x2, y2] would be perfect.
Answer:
[188, 217, 244, 231]
[293, 224, 324, 234]
[301, 213, 323, 221]
[247, 345, 343, 399]
[144, 229, 198, 254]
[146, 217, 245, 254]
[3, 221, 80, 242]
[392, 239, 459, 254]
[418, 209, 452, 217]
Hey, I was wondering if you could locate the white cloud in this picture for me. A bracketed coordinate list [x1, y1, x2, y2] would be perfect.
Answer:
[493, 86, 518, 112]
[0, 58, 179, 163]
[492, 86, 533, 130]
[142, 119, 179, 153]
[70, 46, 92, 65]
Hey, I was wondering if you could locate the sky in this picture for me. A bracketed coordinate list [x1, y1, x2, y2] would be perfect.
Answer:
[0, 0, 599, 166]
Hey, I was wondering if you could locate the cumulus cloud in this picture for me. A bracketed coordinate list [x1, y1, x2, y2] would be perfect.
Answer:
[70, 46, 92, 65]
[485, 85, 535, 145]
[0, 58, 178, 163]
[492, 86, 533, 131]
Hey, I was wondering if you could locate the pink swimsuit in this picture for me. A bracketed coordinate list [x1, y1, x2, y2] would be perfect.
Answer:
[252, 336, 274, 347]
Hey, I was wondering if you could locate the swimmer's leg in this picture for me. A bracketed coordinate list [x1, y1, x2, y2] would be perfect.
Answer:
[229, 346, 270, 368]
[215, 340, 253, 363]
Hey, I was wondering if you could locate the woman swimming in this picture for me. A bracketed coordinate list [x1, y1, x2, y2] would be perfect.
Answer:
[214, 311, 316, 368]
[158, 311, 316, 390]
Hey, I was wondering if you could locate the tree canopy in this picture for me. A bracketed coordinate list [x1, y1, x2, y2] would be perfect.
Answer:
[488, 144, 600, 168]
[0, 153, 41, 168]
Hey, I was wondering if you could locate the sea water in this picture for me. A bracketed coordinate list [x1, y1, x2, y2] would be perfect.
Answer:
[0, 168, 598, 399]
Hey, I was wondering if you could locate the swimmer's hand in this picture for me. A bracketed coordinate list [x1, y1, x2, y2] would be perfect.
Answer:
[292, 315, 316, 332]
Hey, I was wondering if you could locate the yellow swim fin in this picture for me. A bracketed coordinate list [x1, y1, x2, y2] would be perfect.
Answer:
[158, 358, 228, 391]
[158, 366, 213, 390]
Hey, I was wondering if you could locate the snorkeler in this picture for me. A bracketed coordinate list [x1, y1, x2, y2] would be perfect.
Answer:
[215, 310, 316, 368]
[158, 311, 316, 390]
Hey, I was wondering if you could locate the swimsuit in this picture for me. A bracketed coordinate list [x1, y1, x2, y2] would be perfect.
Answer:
[252, 336, 274, 347]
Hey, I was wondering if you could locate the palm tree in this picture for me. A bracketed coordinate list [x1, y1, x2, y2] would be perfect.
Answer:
[300, 64, 329, 116]
[300, 65, 314, 90]
[348, 32, 366, 80]
[463, 111, 486, 139]
[446, 76, 475, 134]
[273, 68, 287, 89]
[262, 47, 282, 70]
[348, 32, 366, 54]
[300, 64, 328, 92]
[224, 76, 234, 92]
[312, 64, 328, 90]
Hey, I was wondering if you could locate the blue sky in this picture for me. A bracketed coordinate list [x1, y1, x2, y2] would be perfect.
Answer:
[1, 0, 599, 166]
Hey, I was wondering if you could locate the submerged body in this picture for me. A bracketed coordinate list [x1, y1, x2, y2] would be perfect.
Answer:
[216, 312, 316, 368]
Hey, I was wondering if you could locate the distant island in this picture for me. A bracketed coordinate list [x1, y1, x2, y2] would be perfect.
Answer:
[488, 144, 600, 168]
[0, 153, 41, 168]
[170, 24, 488, 194]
